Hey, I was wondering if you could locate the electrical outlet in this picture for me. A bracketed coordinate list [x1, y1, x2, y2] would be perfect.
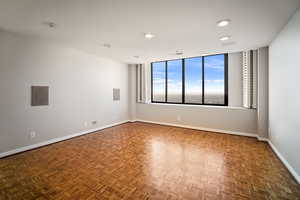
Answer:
[29, 131, 36, 139]
[91, 121, 97, 125]
[84, 122, 88, 127]
[177, 115, 181, 121]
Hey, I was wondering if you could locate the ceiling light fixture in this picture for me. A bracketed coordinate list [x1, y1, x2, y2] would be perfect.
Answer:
[219, 35, 231, 41]
[103, 43, 111, 48]
[42, 21, 57, 28]
[217, 19, 231, 27]
[175, 50, 184, 55]
[144, 33, 154, 39]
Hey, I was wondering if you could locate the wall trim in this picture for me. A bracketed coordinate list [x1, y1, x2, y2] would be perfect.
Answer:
[0, 120, 130, 159]
[135, 119, 257, 138]
[267, 140, 300, 184]
[257, 136, 269, 142]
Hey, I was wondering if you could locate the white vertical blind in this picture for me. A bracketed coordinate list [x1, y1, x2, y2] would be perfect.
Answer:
[243, 51, 251, 108]
[252, 50, 258, 109]
[242, 50, 257, 109]
[136, 64, 146, 103]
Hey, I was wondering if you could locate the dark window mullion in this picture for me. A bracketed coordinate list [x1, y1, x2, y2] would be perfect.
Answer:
[165, 61, 168, 102]
[202, 56, 205, 104]
[151, 63, 153, 102]
[224, 54, 228, 106]
[182, 59, 185, 104]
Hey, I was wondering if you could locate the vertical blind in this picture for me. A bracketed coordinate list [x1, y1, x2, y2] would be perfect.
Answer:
[242, 50, 257, 109]
[136, 64, 146, 103]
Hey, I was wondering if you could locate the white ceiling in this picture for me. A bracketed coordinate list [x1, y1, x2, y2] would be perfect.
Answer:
[0, 0, 299, 63]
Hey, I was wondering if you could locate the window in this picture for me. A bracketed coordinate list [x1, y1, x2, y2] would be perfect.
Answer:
[167, 60, 182, 103]
[151, 54, 228, 106]
[185, 57, 203, 104]
[152, 62, 166, 102]
[204, 54, 226, 105]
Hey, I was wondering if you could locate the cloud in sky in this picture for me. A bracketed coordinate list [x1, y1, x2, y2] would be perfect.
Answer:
[153, 78, 165, 84]
[204, 55, 225, 71]
[154, 78, 223, 84]
[205, 79, 224, 83]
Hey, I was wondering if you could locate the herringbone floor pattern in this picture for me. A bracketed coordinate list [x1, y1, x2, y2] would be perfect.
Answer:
[0, 122, 299, 200]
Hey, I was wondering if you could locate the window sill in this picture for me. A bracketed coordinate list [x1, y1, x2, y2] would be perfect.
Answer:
[138, 102, 256, 111]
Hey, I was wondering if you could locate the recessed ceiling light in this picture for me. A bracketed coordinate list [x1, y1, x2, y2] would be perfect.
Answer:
[103, 43, 111, 48]
[42, 21, 57, 28]
[144, 33, 155, 39]
[175, 50, 184, 55]
[217, 19, 231, 27]
[219, 36, 231, 41]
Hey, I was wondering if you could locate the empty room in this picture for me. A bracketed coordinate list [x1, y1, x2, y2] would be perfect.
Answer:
[0, 0, 300, 199]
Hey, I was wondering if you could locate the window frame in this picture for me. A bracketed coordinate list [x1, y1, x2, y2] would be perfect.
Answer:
[151, 53, 228, 106]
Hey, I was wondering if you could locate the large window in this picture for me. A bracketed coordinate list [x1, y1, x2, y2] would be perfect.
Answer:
[185, 57, 202, 104]
[151, 54, 228, 106]
[167, 60, 182, 103]
[204, 54, 226, 105]
[152, 62, 166, 102]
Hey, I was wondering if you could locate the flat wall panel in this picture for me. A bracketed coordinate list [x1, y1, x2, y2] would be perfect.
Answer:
[31, 86, 49, 106]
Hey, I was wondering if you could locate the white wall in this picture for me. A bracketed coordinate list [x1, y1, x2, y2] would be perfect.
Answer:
[131, 52, 257, 135]
[128, 64, 136, 121]
[228, 52, 243, 107]
[0, 31, 129, 154]
[269, 8, 300, 179]
[136, 103, 257, 135]
[257, 47, 269, 139]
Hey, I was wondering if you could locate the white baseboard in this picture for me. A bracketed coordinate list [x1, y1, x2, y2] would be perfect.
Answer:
[0, 120, 130, 158]
[257, 136, 269, 142]
[267, 140, 300, 184]
[135, 119, 257, 138]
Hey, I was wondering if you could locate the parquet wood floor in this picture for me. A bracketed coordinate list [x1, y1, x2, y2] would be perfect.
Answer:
[0, 122, 299, 200]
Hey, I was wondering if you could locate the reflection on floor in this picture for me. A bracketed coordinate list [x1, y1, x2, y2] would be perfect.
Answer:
[0, 122, 299, 200]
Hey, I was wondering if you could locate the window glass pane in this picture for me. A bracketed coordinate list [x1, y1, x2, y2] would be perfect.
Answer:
[167, 60, 182, 103]
[152, 62, 166, 102]
[185, 57, 202, 103]
[204, 54, 225, 104]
